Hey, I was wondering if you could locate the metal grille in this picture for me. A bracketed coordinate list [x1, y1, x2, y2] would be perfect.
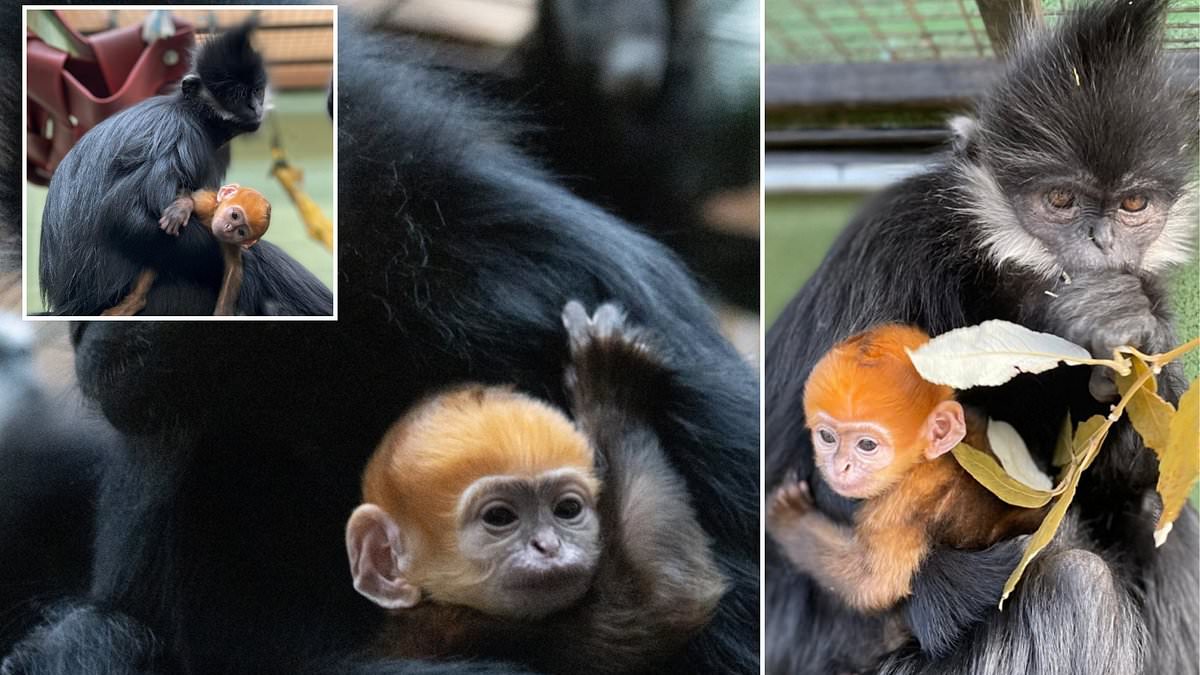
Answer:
[1043, 0, 1200, 50]
[767, 0, 1199, 64]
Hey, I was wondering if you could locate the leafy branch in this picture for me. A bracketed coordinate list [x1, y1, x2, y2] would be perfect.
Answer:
[909, 324, 1199, 609]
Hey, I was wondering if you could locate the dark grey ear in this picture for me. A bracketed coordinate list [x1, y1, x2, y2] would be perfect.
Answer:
[181, 73, 202, 98]
[948, 115, 979, 156]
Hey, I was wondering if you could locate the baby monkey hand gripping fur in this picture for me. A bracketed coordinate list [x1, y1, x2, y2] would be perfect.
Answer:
[102, 184, 271, 316]
[346, 302, 726, 673]
[766, 324, 1046, 613]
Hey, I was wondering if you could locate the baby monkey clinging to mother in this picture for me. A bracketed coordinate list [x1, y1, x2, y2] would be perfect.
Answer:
[767, 324, 1046, 613]
[102, 184, 270, 316]
[346, 302, 726, 673]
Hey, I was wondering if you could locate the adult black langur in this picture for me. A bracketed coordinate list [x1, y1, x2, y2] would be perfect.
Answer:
[0, 13, 759, 675]
[765, 1, 1198, 673]
[37, 20, 330, 316]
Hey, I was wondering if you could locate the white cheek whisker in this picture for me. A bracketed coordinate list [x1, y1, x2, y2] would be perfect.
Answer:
[953, 160, 1062, 280]
[1142, 182, 1198, 274]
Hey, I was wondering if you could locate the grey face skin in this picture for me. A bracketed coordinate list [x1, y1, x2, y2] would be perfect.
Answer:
[456, 470, 601, 618]
[1013, 183, 1170, 276]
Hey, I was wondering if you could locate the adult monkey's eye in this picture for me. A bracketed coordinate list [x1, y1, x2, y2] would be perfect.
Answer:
[818, 429, 836, 444]
[553, 497, 583, 521]
[482, 505, 518, 527]
[857, 438, 878, 453]
[1046, 189, 1075, 210]
[1120, 194, 1148, 212]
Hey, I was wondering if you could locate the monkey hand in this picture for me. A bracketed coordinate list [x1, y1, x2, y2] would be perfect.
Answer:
[158, 197, 195, 236]
[562, 300, 667, 413]
[1041, 271, 1172, 401]
[767, 473, 813, 531]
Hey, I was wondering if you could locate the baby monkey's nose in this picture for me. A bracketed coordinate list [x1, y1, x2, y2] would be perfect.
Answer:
[531, 530, 561, 557]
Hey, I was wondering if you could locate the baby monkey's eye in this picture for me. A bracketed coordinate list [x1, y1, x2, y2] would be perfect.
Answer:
[482, 505, 518, 527]
[237, 227, 248, 238]
[553, 497, 583, 521]
[230, 211, 240, 220]
[857, 438, 878, 453]
[818, 429, 836, 444]
[1120, 194, 1148, 212]
[1045, 189, 1075, 210]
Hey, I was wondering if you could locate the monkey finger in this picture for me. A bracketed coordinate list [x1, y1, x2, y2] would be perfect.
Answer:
[562, 300, 591, 349]
[590, 302, 627, 339]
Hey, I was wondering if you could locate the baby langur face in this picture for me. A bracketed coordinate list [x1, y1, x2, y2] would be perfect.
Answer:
[455, 468, 601, 619]
[211, 202, 266, 248]
[809, 413, 898, 500]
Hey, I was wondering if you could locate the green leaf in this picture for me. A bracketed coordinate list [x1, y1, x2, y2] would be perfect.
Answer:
[1155, 378, 1200, 546]
[951, 442, 1054, 508]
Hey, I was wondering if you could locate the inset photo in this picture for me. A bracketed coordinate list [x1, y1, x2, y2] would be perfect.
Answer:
[23, 6, 335, 318]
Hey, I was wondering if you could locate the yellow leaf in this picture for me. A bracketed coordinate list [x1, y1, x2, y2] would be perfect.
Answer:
[1002, 415, 1114, 608]
[1154, 378, 1200, 545]
[999, 463, 1079, 609]
[1074, 415, 1108, 471]
[1117, 357, 1174, 452]
[1052, 414, 1074, 468]
[951, 442, 1055, 508]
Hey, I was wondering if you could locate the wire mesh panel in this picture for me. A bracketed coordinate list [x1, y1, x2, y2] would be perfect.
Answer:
[768, 0, 1199, 64]
[1043, 0, 1199, 49]
[766, 0, 993, 63]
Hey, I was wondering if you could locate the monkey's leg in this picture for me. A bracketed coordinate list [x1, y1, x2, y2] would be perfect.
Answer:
[101, 269, 157, 316]
[767, 480, 924, 613]
[213, 245, 243, 316]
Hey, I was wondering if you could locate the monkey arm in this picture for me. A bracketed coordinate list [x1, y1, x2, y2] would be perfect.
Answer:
[556, 302, 726, 669]
[158, 194, 198, 237]
[767, 481, 927, 613]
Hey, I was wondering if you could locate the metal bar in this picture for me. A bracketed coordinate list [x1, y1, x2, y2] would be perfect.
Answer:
[766, 51, 1198, 111]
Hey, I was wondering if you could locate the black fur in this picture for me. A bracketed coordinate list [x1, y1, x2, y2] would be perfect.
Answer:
[0, 339, 111, 660]
[766, 1, 1198, 672]
[36, 21, 330, 316]
[513, 0, 759, 309]
[0, 14, 758, 675]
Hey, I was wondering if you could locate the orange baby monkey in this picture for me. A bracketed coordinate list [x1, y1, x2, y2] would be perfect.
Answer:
[766, 324, 1045, 613]
[346, 302, 726, 673]
[102, 183, 270, 316]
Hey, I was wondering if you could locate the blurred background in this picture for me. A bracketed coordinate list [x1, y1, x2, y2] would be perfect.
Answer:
[348, 0, 762, 365]
[24, 8, 334, 314]
[764, 0, 1199, 381]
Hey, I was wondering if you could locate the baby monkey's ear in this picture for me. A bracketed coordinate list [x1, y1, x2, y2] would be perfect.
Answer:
[924, 400, 967, 460]
[216, 184, 240, 202]
[346, 504, 421, 609]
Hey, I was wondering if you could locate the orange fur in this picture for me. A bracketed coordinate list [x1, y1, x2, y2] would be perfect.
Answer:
[769, 323, 1046, 612]
[193, 187, 271, 244]
[803, 324, 952, 453]
[362, 385, 599, 558]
